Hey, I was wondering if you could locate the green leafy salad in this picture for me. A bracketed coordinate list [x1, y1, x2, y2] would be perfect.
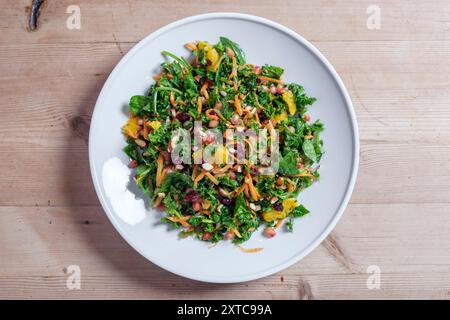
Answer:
[122, 37, 324, 248]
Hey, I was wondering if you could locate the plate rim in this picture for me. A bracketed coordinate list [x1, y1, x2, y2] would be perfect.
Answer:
[89, 12, 360, 283]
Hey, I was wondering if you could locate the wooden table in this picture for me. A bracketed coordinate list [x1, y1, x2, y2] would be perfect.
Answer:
[1, 0, 449, 299]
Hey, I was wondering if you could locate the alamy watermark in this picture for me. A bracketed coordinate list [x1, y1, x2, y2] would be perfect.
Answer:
[66, 5, 81, 30]
[366, 265, 381, 289]
[65, 265, 81, 290]
[366, 5, 381, 30]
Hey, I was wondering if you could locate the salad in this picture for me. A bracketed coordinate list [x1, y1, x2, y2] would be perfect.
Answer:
[122, 37, 324, 245]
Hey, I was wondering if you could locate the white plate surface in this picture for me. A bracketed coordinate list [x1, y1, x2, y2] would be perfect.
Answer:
[89, 13, 359, 283]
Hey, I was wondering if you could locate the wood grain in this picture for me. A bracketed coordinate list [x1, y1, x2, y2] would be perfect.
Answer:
[0, 0, 449, 299]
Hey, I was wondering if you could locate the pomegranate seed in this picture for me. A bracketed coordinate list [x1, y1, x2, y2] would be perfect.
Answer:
[128, 160, 138, 168]
[202, 232, 212, 241]
[225, 232, 234, 240]
[138, 119, 144, 125]
[193, 202, 201, 212]
[230, 171, 236, 180]
[269, 85, 277, 94]
[209, 120, 219, 128]
[220, 197, 232, 206]
[303, 114, 311, 122]
[264, 227, 276, 238]
[276, 87, 285, 94]
[253, 66, 261, 74]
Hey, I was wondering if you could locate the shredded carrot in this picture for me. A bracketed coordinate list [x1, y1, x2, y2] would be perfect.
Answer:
[191, 164, 198, 181]
[238, 246, 263, 253]
[275, 219, 284, 229]
[258, 75, 284, 84]
[184, 42, 197, 51]
[160, 168, 168, 185]
[234, 95, 242, 115]
[235, 183, 246, 195]
[245, 173, 260, 201]
[304, 135, 313, 140]
[155, 154, 164, 187]
[295, 173, 314, 178]
[254, 112, 261, 126]
[169, 92, 175, 106]
[197, 96, 203, 115]
[153, 74, 162, 81]
[231, 228, 242, 238]
[167, 216, 191, 227]
[143, 119, 149, 140]
[243, 183, 249, 198]
[194, 171, 205, 187]
[205, 172, 219, 185]
[200, 83, 209, 100]
[212, 163, 232, 174]
[229, 57, 238, 79]
[205, 109, 219, 120]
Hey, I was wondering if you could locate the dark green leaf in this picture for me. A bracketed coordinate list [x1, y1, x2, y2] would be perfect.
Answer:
[261, 65, 284, 79]
[302, 140, 317, 162]
[219, 37, 246, 65]
[129, 95, 151, 116]
[278, 151, 299, 175]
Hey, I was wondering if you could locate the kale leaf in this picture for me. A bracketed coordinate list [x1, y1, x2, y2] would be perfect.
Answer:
[219, 37, 246, 65]
[261, 65, 284, 79]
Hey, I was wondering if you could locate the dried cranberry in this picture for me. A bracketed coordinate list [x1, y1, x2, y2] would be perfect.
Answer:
[273, 203, 284, 212]
[184, 191, 202, 202]
[220, 197, 233, 206]
[176, 112, 190, 123]
[258, 111, 268, 123]
[250, 167, 259, 176]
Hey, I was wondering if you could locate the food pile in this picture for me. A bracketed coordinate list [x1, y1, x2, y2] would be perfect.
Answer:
[122, 37, 324, 244]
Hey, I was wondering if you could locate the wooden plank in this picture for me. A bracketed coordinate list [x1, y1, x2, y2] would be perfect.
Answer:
[1, 0, 449, 300]
[3, 0, 450, 44]
[1, 41, 450, 146]
[1, 204, 449, 299]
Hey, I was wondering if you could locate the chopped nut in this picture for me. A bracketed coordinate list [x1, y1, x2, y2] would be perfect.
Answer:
[202, 162, 214, 171]
[135, 139, 146, 148]
[270, 196, 278, 204]
[276, 177, 284, 186]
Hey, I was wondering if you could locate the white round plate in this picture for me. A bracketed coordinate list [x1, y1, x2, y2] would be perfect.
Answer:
[89, 13, 359, 283]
